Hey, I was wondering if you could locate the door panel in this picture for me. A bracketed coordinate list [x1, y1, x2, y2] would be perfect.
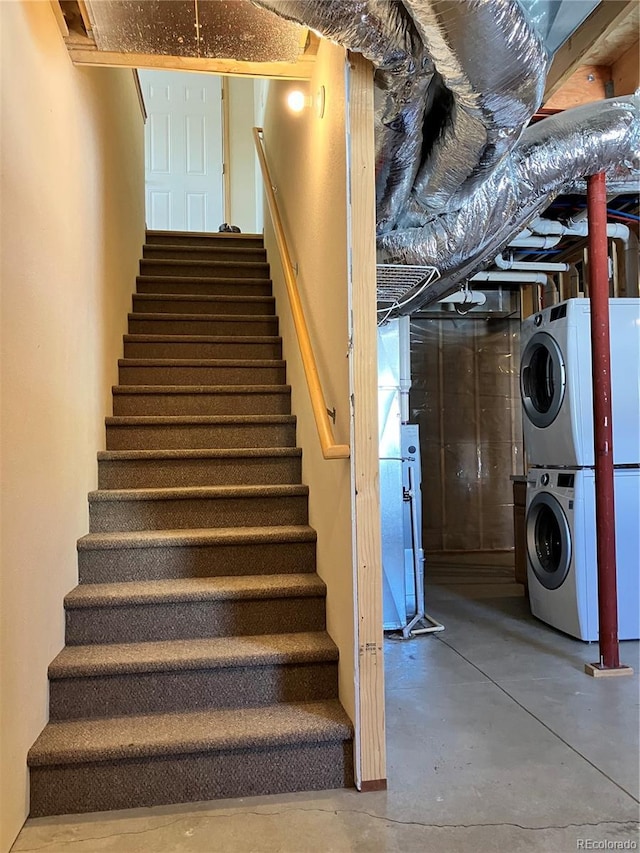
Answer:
[139, 70, 224, 232]
[149, 192, 171, 230]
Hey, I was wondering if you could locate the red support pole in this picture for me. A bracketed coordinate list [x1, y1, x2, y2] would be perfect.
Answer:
[585, 172, 628, 676]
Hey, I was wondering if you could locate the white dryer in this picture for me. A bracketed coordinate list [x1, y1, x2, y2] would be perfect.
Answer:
[526, 467, 640, 641]
[520, 298, 640, 467]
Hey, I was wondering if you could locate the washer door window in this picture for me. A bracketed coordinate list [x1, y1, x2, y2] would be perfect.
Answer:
[526, 492, 572, 590]
[520, 332, 566, 428]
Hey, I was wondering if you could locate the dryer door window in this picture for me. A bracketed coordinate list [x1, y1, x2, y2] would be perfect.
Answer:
[526, 492, 572, 590]
[520, 332, 566, 428]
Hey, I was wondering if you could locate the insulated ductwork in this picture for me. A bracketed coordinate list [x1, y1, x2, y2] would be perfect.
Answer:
[256, 0, 547, 227]
[378, 94, 640, 307]
[254, 0, 422, 72]
[254, 0, 434, 232]
[255, 0, 433, 233]
[401, 0, 548, 216]
[256, 1, 638, 312]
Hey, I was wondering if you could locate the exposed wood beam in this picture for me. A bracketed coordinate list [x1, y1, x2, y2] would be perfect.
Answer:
[75, 0, 93, 37]
[544, 1, 638, 101]
[347, 52, 386, 790]
[612, 41, 640, 95]
[544, 64, 611, 110]
[49, 0, 69, 37]
[66, 44, 315, 80]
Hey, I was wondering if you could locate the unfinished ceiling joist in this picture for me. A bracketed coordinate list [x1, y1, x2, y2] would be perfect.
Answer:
[544, 0, 639, 100]
[55, 0, 317, 80]
[544, 64, 611, 111]
[65, 43, 315, 80]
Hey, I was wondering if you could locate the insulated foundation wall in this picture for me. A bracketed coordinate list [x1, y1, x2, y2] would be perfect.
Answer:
[410, 318, 524, 552]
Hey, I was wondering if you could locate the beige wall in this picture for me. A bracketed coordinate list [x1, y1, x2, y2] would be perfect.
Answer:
[227, 77, 259, 233]
[0, 2, 145, 848]
[262, 43, 356, 721]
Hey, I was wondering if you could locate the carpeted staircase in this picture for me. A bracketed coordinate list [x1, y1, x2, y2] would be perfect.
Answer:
[28, 230, 354, 817]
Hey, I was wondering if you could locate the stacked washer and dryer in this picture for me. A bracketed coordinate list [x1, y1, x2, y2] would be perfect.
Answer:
[520, 298, 640, 641]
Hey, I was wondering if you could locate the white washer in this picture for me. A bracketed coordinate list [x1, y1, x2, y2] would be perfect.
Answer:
[520, 298, 640, 467]
[526, 467, 640, 641]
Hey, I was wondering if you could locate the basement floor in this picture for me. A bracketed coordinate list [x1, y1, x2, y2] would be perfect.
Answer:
[13, 553, 640, 853]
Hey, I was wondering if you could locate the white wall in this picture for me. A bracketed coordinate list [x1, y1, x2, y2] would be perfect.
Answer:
[0, 3, 145, 848]
[253, 79, 270, 233]
[262, 43, 356, 721]
[227, 77, 260, 233]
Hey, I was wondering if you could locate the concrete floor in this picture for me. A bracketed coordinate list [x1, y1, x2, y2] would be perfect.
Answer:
[12, 555, 640, 853]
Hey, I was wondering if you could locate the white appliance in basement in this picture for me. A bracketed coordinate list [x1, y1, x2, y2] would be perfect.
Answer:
[525, 467, 640, 641]
[520, 298, 640, 467]
[378, 318, 443, 637]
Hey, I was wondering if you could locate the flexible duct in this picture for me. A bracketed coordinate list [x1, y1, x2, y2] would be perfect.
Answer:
[401, 0, 548, 215]
[256, 2, 638, 310]
[256, 0, 547, 227]
[254, 0, 433, 232]
[378, 94, 640, 308]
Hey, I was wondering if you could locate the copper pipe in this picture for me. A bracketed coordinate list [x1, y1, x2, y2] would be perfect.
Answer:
[587, 172, 620, 669]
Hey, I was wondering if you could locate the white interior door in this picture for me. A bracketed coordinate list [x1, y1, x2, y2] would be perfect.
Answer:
[138, 70, 224, 232]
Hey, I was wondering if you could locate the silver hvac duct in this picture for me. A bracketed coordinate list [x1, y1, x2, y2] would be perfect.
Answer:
[400, 0, 548, 216]
[378, 94, 640, 308]
[256, 2, 639, 312]
[254, 1, 433, 232]
[256, 0, 547, 229]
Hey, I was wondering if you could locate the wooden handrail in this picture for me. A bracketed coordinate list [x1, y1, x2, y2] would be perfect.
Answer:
[253, 127, 350, 460]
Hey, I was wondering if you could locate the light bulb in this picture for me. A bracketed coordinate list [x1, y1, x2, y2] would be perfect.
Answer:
[287, 90, 308, 113]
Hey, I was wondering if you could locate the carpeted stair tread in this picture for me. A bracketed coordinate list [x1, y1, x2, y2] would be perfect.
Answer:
[88, 484, 308, 503]
[97, 447, 301, 461]
[118, 358, 285, 368]
[49, 630, 336, 678]
[129, 312, 277, 324]
[65, 574, 325, 608]
[140, 259, 269, 271]
[136, 275, 271, 288]
[142, 243, 266, 255]
[105, 414, 295, 425]
[129, 313, 276, 325]
[137, 275, 269, 285]
[77, 524, 317, 551]
[123, 335, 281, 345]
[136, 276, 272, 297]
[133, 293, 274, 305]
[112, 384, 291, 395]
[139, 260, 270, 277]
[28, 700, 353, 766]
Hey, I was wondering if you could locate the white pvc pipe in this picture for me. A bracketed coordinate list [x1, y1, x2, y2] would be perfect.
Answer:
[622, 228, 639, 298]
[526, 218, 637, 297]
[471, 270, 549, 284]
[526, 217, 629, 243]
[509, 234, 562, 249]
[494, 253, 569, 272]
[526, 217, 565, 235]
[398, 314, 411, 424]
